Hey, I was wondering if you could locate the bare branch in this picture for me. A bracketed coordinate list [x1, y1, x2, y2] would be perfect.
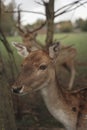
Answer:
[17, 4, 22, 26]
[35, 0, 44, 6]
[21, 10, 45, 16]
[15, 4, 25, 35]
[55, 0, 87, 18]
[79, 1, 87, 8]
[63, 1, 87, 14]
[0, 0, 1, 22]
[0, 28, 13, 54]
[5, 10, 45, 16]
[16, 24, 25, 34]
[55, 0, 80, 14]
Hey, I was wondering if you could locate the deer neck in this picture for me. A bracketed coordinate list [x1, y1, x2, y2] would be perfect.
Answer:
[40, 69, 65, 111]
[40, 69, 77, 130]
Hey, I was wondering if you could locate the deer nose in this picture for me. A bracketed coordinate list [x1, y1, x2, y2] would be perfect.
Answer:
[12, 86, 22, 94]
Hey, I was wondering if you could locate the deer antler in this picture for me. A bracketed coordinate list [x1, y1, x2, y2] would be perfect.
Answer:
[16, 4, 26, 35]
[30, 21, 46, 33]
[16, 4, 46, 35]
[15, 4, 46, 52]
[16, 24, 25, 34]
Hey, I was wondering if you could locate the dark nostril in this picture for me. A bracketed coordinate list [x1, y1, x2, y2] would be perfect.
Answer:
[12, 87, 22, 94]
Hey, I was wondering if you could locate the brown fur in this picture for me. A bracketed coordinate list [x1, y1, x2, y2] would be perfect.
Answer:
[12, 50, 87, 130]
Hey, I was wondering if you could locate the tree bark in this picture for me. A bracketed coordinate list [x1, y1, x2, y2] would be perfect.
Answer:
[45, 0, 55, 48]
[0, 73, 17, 130]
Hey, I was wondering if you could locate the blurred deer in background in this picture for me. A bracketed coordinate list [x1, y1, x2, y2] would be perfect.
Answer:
[49, 41, 77, 90]
[12, 44, 87, 130]
[16, 22, 46, 52]
[15, 5, 45, 52]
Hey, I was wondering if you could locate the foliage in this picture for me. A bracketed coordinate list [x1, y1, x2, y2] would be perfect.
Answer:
[81, 20, 87, 31]
[32, 19, 45, 28]
[75, 18, 83, 28]
[57, 21, 73, 33]
[0, 1, 16, 36]
[75, 18, 87, 32]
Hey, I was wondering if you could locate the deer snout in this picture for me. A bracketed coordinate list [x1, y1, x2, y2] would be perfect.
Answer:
[12, 86, 24, 94]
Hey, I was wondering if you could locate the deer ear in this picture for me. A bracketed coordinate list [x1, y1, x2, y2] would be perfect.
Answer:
[12, 42, 29, 58]
[49, 41, 61, 59]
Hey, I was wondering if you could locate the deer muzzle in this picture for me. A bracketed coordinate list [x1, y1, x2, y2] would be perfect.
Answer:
[12, 86, 24, 94]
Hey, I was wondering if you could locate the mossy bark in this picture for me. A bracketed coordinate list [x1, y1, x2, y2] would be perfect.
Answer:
[0, 74, 17, 130]
[45, 0, 55, 48]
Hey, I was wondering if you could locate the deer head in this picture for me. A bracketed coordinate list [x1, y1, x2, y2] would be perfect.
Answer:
[12, 40, 77, 94]
[12, 42, 60, 95]
[16, 22, 46, 52]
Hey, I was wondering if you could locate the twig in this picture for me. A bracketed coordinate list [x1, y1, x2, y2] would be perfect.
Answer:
[67, 1, 87, 12]
[35, 1, 44, 6]
[55, 0, 80, 14]
[5, 10, 45, 16]
[55, 1, 87, 17]
[79, 1, 87, 8]
[55, 0, 86, 14]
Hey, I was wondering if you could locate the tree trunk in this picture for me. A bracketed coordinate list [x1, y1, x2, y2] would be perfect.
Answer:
[45, 0, 55, 48]
[0, 73, 17, 130]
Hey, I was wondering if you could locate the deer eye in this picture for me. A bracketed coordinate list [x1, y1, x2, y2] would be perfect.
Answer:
[39, 65, 47, 70]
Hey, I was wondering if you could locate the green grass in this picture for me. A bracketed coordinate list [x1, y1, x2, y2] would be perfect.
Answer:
[38, 32, 87, 62]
